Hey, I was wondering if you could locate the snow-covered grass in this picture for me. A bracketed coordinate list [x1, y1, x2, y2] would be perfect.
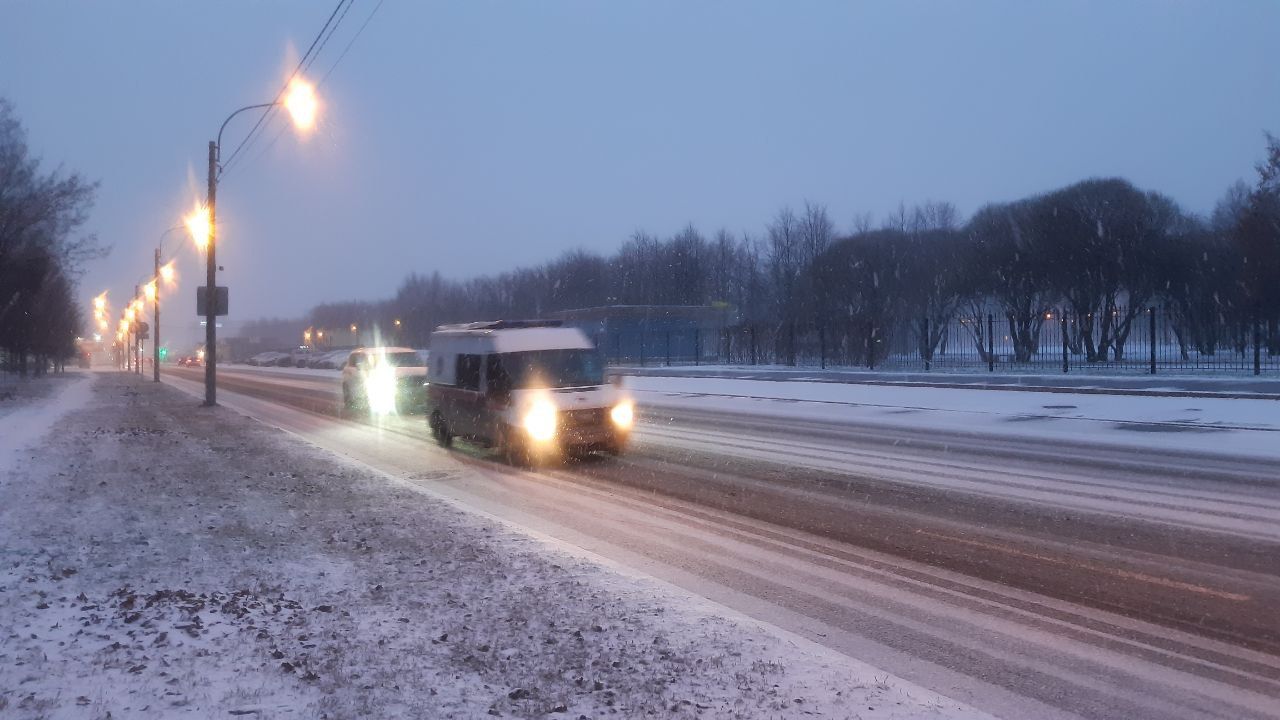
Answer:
[617, 362, 1280, 385]
[626, 375, 1280, 460]
[0, 372, 985, 719]
[0, 370, 82, 421]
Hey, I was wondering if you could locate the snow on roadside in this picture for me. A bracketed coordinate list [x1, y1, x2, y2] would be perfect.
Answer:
[0, 371, 91, 453]
[0, 372, 987, 719]
[626, 375, 1280, 460]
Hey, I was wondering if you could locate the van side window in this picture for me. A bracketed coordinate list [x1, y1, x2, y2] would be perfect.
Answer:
[349, 353, 362, 367]
[456, 354, 481, 391]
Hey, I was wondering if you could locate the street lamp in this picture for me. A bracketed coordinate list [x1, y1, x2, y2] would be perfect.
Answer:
[150, 225, 185, 383]
[196, 76, 319, 407]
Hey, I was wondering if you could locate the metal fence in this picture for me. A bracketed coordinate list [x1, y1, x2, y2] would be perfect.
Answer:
[597, 307, 1280, 375]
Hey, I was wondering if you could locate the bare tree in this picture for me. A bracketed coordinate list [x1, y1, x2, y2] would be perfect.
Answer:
[0, 98, 102, 374]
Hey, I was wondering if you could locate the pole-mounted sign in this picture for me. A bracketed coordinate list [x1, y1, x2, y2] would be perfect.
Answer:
[196, 286, 229, 317]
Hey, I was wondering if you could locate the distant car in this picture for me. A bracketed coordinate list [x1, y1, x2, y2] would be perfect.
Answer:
[309, 349, 350, 369]
[341, 346, 429, 415]
[247, 351, 284, 366]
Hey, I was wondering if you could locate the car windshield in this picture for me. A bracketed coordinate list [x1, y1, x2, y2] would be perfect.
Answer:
[495, 349, 603, 389]
[368, 351, 425, 368]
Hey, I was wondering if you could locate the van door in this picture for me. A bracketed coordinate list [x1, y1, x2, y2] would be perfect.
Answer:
[451, 353, 484, 437]
[483, 353, 513, 440]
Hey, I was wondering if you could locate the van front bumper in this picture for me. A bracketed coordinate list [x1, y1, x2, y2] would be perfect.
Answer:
[555, 407, 621, 447]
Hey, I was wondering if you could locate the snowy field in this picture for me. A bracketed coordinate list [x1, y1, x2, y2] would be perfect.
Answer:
[0, 372, 986, 719]
[625, 375, 1280, 460]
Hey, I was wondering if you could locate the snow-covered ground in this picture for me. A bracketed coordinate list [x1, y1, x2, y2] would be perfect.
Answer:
[0, 371, 987, 719]
[626, 375, 1280, 460]
[0, 371, 81, 423]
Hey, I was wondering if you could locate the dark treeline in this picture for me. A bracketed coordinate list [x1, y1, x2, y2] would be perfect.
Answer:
[305, 136, 1280, 365]
[0, 100, 102, 375]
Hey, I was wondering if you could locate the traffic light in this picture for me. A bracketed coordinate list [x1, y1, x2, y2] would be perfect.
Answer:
[158, 347, 168, 361]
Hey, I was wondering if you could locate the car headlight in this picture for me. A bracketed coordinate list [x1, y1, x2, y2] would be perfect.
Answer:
[365, 368, 398, 415]
[610, 401, 634, 429]
[523, 400, 558, 442]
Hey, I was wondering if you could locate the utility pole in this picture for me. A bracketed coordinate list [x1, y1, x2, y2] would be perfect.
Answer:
[154, 247, 161, 382]
[204, 140, 217, 406]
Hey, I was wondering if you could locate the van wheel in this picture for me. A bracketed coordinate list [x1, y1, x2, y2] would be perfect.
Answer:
[342, 383, 354, 410]
[430, 412, 453, 448]
[500, 427, 533, 468]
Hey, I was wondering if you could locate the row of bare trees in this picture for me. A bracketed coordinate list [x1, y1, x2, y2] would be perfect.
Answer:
[0, 100, 102, 375]
[300, 136, 1279, 367]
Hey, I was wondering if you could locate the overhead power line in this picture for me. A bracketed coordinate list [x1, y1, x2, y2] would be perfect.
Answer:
[243, 0, 387, 170]
[320, 0, 386, 88]
[218, 0, 353, 179]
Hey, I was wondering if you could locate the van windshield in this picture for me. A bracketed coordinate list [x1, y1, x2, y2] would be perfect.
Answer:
[493, 349, 604, 389]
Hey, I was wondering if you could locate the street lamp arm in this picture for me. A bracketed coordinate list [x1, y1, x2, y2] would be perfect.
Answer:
[215, 102, 278, 163]
[157, 224, 186, 258]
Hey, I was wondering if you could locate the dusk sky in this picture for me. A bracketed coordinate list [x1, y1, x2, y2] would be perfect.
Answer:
[3, 0, 1277, 349]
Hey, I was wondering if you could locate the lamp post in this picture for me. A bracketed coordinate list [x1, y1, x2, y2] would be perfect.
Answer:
[136, 296, 145, 376]
[131, 286, 140, 375]
[151, 226, 183, 383]
[194, 78, 318, 407]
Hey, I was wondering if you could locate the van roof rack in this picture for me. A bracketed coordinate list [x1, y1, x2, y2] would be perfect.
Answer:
[435, 319, 563, 332]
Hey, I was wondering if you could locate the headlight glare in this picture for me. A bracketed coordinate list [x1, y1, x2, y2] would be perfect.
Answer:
[610, 401, 634, 429]
[523, 400, 557, 442]
[365, 368, 398, 415]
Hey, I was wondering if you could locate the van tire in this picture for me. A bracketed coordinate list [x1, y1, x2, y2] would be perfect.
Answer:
[430, 412, 453, 448]
[500, 427, 533, 468]
[342, 383, 354, 410]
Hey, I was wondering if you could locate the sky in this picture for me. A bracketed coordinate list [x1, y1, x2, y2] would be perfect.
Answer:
[2, 0, 1277, 351]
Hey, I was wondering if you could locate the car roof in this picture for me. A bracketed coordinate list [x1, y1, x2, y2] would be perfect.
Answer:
[351, 346, 417, 355]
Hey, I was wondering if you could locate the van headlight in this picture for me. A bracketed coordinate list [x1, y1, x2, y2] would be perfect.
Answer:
[610, 401, 634, 429]
[523, 400, 558, 442]
[365, 368, 398, 415]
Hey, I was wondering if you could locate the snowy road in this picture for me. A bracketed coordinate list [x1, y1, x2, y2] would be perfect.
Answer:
[165, 365, 1280, 720]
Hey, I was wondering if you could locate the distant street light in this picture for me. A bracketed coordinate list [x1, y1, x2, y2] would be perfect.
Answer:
[151, 225, 185, 382]
[196, 76, 320, 407]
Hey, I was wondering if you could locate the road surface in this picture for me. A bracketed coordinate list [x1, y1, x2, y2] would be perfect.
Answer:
[165, 364, 1280, 720]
